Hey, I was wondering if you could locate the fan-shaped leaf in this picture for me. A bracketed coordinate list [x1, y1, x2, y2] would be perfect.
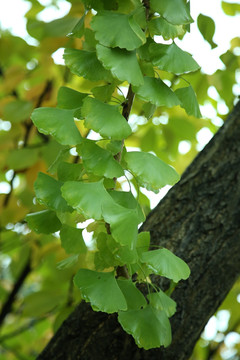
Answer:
[31, 108, 82, 145]
[141, 248, 190, 282]
[117, 279, 147, 310]
[124, 151, 180, 192]
[175, 85, 202, 118]
[63, 48, 112, 81]
[197, 14, 217, 49]
[81, 97, 132, 140]
[96, 44, 144, 86]
[150, 0, 193, 25]
[102, 203, 139, 249]
[57, 162, 83, 182]
[74, 269, 127, 313]
[108, 190, 145, 223]
[148, 17, 185, 40]
[61, 180, 112, 220]
[60, 225, 87, 254]
[118, 305, 172, 349]
[57, 87, 88, 110]
[133, 76, 180, 108]
[26, 210, 62, 234]
[77, 140, 124, 178]
[150, 43, 200, 74]
[34, 172, 72, 212]
[91, 11, 146, 50]
[147, 291, 176, 317]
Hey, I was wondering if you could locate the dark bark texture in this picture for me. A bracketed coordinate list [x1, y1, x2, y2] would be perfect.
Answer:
[38, 101, 240, 360]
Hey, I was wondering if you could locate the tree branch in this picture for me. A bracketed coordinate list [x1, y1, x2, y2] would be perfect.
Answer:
[0, 258, 31, 328]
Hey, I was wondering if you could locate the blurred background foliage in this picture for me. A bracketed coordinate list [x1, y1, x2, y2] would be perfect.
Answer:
[0, 0, 239, 359]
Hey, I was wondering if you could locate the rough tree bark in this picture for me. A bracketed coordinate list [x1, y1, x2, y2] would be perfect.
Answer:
[38, 101, 240, 360]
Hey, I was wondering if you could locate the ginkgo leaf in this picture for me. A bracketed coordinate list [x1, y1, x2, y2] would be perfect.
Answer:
[175, 86, 202, 118]
[150, 0, 193, 25]
[57, 162, 83, 181]
[118, 305, 172, 349]
[31, 108, 82, 145]
[60, 225, 87, 254]
[197, 14, 217, 49]
[57, 87, 88, 110]
[77, 140, 124, 178]
[108, 190, 145, 223]
[63, 48, 112, 81]
[141, 248, 190, 282]
[124, 151, 180, 192]
[133, 76, 180, 108]
[149, 43, 200, 74]
[74, 269, 127, 313]
[91, 11, 146, 50]
[117, 279, 147, 310]
[81, 97, 132, 140]
[102, 203, 139, 249]
[61, 180, 112, 220]
[148, 17, 185, 40]
[96, 44, 144, 86]
[91, 84, 115, 102]
[26, 210, 62, 234]
[34, 172, 72, 212]
[147, 291, 176, 317]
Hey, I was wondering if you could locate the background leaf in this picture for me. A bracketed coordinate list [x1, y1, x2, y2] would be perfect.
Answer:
[197, 14, 217, 49]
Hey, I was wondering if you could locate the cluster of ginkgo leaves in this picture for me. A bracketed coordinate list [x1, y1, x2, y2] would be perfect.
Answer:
[25, 0, 201, 350]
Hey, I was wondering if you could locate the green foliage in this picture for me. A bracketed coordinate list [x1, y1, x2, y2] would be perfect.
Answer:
[1, 0, 239, 357]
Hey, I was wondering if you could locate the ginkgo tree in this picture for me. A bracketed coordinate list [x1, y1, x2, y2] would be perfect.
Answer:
[25, 0, 201, 350]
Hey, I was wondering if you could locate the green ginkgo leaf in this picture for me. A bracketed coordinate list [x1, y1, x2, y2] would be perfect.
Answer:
[81, 97, 132, 140]
[63, 48, 112, 81]
[149, 43, 200, 74]
[61, 180, 112, 220]
[77, 140, 124, 178]
[108, 190, 145, 223]
[117, 279, 147, 310]
[74, 269, 127, 313]
[133, 76, 180, 108]
[141, 248, 190, 282]
[7, 148, 39, 170]
[102, 203, 139, 249]
[60, 225, 87, 254]
[57, 162, 83, 182]
[57, 87, 88, 110]
[91, 11, 146, 50]
[124, 151, 180, 192]
[26, 210, 62, 234]
[91, 84, 115, 102]
[3, 100, 34, 123]
[197, 14, 217, 49]
[147, 291, 176, 317]
[96, 44, 144, 86]
[175, 86, 202, 118]
[150, 0, 193, 25]
[148, 17, 185, 40]
[118, 305, 172, 349]
[34, 172, 72, 212]
[31, 108, 82, 145]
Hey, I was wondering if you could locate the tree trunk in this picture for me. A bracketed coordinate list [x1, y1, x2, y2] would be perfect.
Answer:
[38, 101, 240, 360]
